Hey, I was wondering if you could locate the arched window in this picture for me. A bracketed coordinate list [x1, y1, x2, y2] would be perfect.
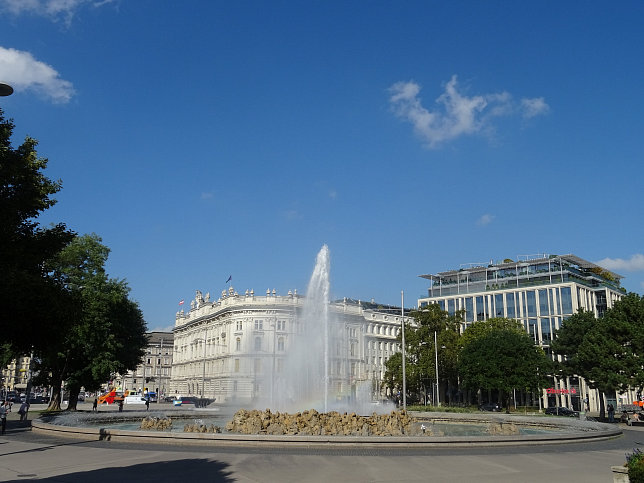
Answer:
[350, 342, 356, 357]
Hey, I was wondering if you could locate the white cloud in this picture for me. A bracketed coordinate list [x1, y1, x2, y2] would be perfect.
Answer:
[595, 254, 644, 272]
[0, 0, 115, 25]
[476, 213, 495, 226]
[520, 97, 550, 118]
[0, 47, 75, 103]
[388, 75, 549, 148]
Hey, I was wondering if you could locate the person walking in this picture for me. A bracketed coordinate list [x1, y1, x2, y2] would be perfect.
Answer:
[118, 399, 124, 412]
[18, 401, 29, 421]
[92, 398, 98, 412]
[145, 397, 150, 411]
[608, 403, 615, 423]
[0, 402, 7, 435]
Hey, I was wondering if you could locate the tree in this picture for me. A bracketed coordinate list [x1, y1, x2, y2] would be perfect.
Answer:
[36, 234, 148, 411]
[0, 108, 76, 353]
[460, 318, 551, 412]
[384, 304, 462, 405]
[552, 295, 644, 419]
[577, 294, 644, 418]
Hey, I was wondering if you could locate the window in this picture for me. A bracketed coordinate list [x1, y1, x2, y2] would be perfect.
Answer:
[277, 359, 283, 373]
[465, 297, 474, 322]
[157, 358, 160, 364]
[495, 294, 504, 317]
[447, 299, 455, 316]
[526, 291, 537, 317]
[541, 318, 552, 342]
[277, 320, 286, 331]
[506, 293, 516, 318]
[476, 296, 484, 319]
[278, 337, 284, 351]
[254, 358, 261, 373]
[236, 321, 243, 331]
[560, 287, 573, 314]
[254, 337, 262, 351]
[254, 319, 264, 330]
[234, 359, 240, 372]
[236, 337, 241, 351]
[350, 342, 356, 357]
[538, 289, 549, 316]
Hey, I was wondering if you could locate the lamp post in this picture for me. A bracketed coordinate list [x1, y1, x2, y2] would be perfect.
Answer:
[434, 331, 440, 407]
[401, 291, 406, 410]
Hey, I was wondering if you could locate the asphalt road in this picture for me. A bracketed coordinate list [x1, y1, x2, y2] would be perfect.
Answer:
[0, 406, 640, 482]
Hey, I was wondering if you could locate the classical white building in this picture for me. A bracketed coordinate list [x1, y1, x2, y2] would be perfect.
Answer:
[417, 253, 626, 412]
[169, 286, 406, 406]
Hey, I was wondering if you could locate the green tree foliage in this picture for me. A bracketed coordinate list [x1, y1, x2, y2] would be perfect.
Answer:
[551, 309, 597, 379]
[37, 234, 148, 411]
[384, 304, 461, 404]
[0, 109, 76, 353]
[460, 318, 551, 411]
[552, 294, 644, 418]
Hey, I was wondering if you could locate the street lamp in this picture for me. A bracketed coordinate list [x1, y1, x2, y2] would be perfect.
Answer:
[434, 331, 440, 407]
[0, 83, 13, 97]
[401, 291, 406, 410]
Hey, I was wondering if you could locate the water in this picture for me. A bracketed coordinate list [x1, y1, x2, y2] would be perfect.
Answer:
[271, 245, 332, 412]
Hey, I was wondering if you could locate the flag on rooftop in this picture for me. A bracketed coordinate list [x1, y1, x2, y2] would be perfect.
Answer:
[178, 299, 184, 305]
[226, 275, 232, 283]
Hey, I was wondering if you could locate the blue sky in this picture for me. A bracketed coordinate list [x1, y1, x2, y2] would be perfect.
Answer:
[1, 1, 643, 332]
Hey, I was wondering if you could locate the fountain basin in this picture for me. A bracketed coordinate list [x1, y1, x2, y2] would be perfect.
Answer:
[31, 410, 621, 448]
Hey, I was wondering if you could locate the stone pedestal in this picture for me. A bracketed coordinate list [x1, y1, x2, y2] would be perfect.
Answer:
[611, 465, 629, 483]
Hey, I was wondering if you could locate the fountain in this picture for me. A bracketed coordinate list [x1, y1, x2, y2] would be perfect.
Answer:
[31, 246, 622, 446]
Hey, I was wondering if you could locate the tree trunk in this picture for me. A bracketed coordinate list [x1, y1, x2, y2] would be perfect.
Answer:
[66, 385, 80, 411]
[598, 392, 606, 420]
[47, 374, 63, 411]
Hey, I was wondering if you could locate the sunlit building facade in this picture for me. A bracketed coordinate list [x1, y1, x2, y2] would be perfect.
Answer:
[417, 253, 625, 412]
[169, 286, 404, 405]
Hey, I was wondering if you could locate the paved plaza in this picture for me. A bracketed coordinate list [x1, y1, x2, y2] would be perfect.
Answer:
[0, 404, 640, 482]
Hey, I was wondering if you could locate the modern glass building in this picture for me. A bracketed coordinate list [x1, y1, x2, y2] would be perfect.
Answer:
[417, 253, 625, 412]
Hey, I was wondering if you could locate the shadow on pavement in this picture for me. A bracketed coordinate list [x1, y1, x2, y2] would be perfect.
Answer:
[2, 458, 234, 482]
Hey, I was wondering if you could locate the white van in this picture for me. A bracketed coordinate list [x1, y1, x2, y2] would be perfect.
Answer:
[124, 394, 147, 405]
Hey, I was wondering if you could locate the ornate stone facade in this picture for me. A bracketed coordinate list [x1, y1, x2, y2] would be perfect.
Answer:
[169, 286, 406, 405]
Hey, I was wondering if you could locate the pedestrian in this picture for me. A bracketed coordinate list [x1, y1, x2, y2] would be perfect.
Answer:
[18, 401, 29, 421]
[584, 396, 590, 412]
[92, 398, 98, 412]
[0, 402, 7, 435]
[145, 397, 150, 411]
[118, 399, 124, 412]
[608, 403, 615, 423]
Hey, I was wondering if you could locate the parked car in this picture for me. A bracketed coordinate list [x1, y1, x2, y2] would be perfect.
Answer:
[545, 406, 579, 417]
[479, 402, 502, 412]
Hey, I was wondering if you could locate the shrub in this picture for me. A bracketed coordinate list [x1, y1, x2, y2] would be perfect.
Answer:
[626, 448, 644, 483]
